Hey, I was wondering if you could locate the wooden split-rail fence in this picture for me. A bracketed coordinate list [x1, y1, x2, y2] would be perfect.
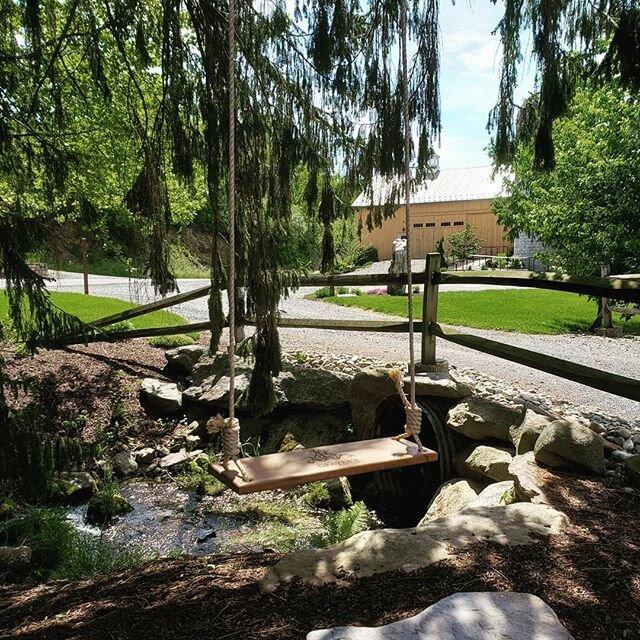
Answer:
[58, 253, 640, 403]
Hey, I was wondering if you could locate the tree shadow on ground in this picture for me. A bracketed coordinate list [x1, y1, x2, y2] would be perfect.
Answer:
[0, 473, 638, 640]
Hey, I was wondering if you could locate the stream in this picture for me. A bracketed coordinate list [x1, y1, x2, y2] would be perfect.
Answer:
[66, 480, 325, 557]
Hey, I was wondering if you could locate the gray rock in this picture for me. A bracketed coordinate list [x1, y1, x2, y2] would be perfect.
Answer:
[158, 448, 203, 469]
[56, 471, 96, 502]
[111, 450, 138, 478]
[350, 368, 472, 439]
[611, 450, 634, 462]
[307, 592, 574, 640]
[623, 439, 635, 451]
[624, 455, 640, 490]
[464, 480, 516, 508]
[263, 503, 567, 590]
[509, 452, 550, 505]
[614, 427, 631, 439]
[182, 372, 251, 407]
[0, 546, 32, 573]
[140, 378, 182, 415]
[509, 409, 555, 454]
[134, 447, 156, 465]
[588, 421, 606, 434]
[278, 366, 351, 409]
[164, 344, 206, 376]
[447, 398, 522, 442]
[418, 478, 482, 526]
[455, 444, 514, 482]
[172, 420, 203, 441]
[534, 420, 605, 474]
[324, 477, 353, 510]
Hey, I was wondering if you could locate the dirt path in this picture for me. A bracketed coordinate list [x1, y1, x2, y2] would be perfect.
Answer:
[29, 270, 640, 422]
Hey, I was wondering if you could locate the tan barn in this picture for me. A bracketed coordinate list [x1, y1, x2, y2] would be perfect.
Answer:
[353, 165, 511, 260]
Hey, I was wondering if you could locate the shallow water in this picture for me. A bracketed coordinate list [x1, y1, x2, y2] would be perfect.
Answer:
[66, 481, 252, 557]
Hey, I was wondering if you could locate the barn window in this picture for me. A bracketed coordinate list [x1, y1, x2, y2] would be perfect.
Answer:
[441, 221, 451, 227]
[413, 223, 423, 228]
[425, 222, 436, 228]
[453, 221, 464, 226]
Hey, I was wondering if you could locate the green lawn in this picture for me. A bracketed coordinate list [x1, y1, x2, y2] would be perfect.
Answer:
[0, 291, 189, 330]
[321, 289, 640, 335]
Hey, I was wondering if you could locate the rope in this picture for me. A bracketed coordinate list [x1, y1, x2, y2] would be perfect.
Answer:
[400, 0, 417, 408]
[207, 414, 249, 480]
[388, 368, 424, 451]
[227, 0, 236, 424]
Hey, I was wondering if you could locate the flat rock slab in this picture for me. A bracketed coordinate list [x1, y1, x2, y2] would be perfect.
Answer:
[307, 592, 574, 639]
[262, 503, 567, 591]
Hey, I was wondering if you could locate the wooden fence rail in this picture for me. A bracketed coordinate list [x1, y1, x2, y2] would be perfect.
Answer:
[60, 253, 640, 403]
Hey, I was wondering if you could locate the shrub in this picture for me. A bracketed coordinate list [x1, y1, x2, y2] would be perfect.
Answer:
[147, 334, 195, 348]
[314, 287, 333, 298]
[351, 288, 363, 296]
[336, 286, 349, 295]
[353, 245, 378, 267]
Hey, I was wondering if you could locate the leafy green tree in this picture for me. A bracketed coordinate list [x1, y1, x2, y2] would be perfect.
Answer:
[447, 225, 482, 262]
[494, 85, 640, 276]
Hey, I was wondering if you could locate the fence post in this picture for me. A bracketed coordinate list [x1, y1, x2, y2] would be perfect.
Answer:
[601, 264, 612, 329]
[421, 252, 441, 366]
[80, 237, 89, 295]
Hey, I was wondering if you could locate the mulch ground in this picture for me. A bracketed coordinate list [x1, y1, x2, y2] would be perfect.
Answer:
[2, 340, 175, 441]
[1, 470, 638, 639]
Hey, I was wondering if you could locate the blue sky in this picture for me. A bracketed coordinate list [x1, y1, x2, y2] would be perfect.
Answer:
[437, 1, 535, 169]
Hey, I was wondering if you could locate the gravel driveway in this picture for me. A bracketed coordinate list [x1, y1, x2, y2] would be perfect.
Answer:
[28, 269, 640, 422]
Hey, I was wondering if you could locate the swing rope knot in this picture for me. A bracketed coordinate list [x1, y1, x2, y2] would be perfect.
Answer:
[207, 414, 241, 459]
[388, 367, 424, 449]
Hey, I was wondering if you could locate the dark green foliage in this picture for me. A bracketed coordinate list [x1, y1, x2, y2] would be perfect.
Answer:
[0, 410, 84, 503]
[490, 0, 640, 169]
[0, 507, 146, 580]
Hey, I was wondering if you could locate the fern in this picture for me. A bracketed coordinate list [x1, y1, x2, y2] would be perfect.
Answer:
[315, 501, 371, 547]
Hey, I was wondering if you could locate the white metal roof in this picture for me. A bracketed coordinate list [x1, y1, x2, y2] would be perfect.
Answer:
[352, 165, 508, 207]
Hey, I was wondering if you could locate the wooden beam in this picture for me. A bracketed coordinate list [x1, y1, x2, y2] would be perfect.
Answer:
[299, 273, 407, 287]
[421, 253, 440, 365]
[429, 322, 640, 401]
[437, 271, 640, 304]
[89, 284, 212, 328]
[53, 317, 419, 347]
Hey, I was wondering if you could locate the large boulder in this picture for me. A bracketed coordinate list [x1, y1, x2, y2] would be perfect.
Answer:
[86, 492, 133, 525]
[51, 471, 96, 503]
[534, 420, 605, 474]
[111, 450, 138, 478]
[447, 398, 522, 442]
[164, 344, 206, 376]
[510, 409, 555, 454]
[624, 454, 640, 490]
[307, 592, 574, 640]
[140, 378, 182, 415]
[351, 368, 472, 439]
[185, 354, 350, 411]
[263, 503, 567, 590]
[509, 452, 551, 504]
[277, 366, 351, 409]
[465, 480, 516, 509]
[455, 444, 514, 482]
[418, 478, 482, 525]
[0, 546, 32, 574]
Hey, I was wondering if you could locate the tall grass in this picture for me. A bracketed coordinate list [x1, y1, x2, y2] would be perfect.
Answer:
[0, 508, 148, 581]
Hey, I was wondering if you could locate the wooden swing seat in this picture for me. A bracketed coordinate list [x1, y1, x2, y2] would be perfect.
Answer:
[209, 437, 438, 494]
